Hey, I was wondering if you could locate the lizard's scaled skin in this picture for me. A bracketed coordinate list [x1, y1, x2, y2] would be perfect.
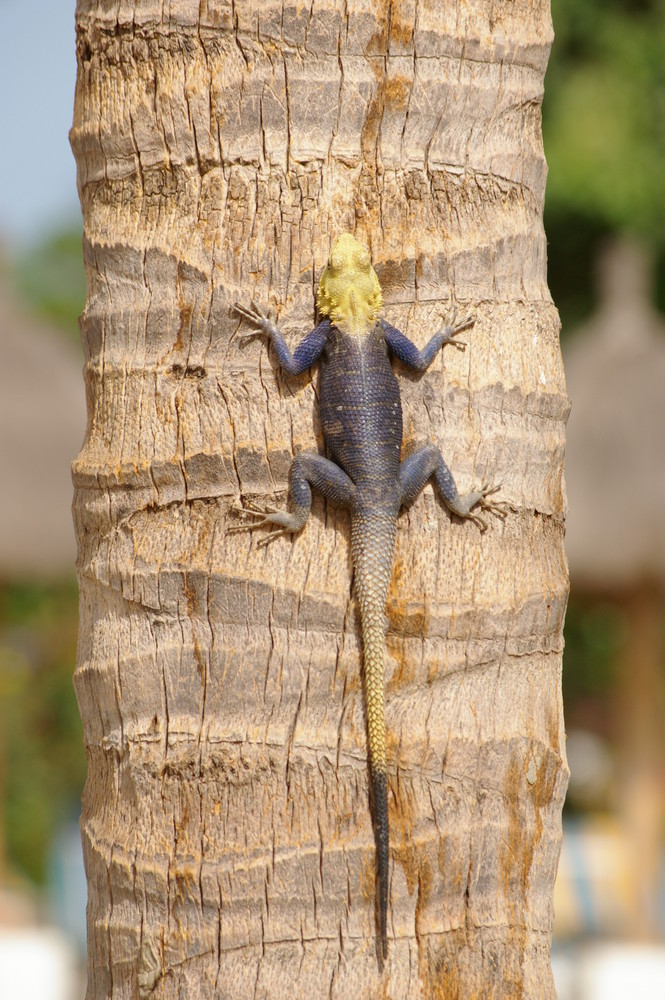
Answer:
[232, 233, 505, 962]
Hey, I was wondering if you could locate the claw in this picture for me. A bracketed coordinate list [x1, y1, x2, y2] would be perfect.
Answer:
[232, 301, 276, 341]
[454, 313, 475, 334]
[464, 482, 508, 530]
[439, 310, 476, 351]
[477, 483, 508, 520]
[227, 500, 269, 536]
[228, 498, 297, 548]
[482, 501, 509, 519]
[256, 527, 292, 547]
[235, 328, 267, 344]
[232, 302, 258, 323]
[469, 512, 488, 532]
[231, 499, 266, 516]
[226, 518, 269, 535]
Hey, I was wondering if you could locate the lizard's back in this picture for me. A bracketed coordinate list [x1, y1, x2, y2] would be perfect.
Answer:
[318, 323, 402, 512]
[317, 320, 398, 959]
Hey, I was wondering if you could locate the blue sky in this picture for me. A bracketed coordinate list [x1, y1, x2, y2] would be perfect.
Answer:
[0, 0, 80, 245]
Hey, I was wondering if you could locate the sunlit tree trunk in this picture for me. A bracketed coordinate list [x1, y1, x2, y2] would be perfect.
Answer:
[71, 1, 568, 996]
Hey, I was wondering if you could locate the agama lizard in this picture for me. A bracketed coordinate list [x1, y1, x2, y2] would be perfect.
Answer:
[232, 233, 504, 961]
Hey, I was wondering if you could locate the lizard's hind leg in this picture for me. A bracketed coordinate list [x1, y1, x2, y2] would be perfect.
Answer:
[231, 451, 356, 546]
[398, 443, 506, 532]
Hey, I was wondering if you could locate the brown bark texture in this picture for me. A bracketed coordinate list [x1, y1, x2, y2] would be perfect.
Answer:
[71, 1, 568, 997]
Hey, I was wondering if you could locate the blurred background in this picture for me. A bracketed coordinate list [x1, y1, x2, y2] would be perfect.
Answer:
[0, 1, 86, 997]
[0, 0, 663, 997]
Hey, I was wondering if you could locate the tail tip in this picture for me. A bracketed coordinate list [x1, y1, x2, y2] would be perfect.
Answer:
[379, 872, 388, 961]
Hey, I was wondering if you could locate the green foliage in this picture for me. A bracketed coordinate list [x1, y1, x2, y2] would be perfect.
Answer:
[0, 580, 84, 884]
[12, 228, 86, 338]
[563, 599, 624, 708]
[545, 0, 665, 239]
[544, 0, 665, 328]
[544, 211, 612, 331]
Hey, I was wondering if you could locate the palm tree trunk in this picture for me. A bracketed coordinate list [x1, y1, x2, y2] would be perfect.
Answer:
[71, 2, 568, 996]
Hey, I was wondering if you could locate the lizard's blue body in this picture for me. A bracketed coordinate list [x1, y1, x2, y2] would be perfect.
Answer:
[233, 234, 503, 961]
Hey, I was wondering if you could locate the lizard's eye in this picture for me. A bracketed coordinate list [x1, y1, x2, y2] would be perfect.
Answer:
[330, 250, 344, 272]
[357, 248, 371, 271]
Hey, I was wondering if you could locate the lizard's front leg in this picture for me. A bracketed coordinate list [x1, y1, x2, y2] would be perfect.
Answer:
[233, 301, 330, 375]
[382, 310, 475, 371]
[231, 452, 356, 546]
[398, 443, 506, 531]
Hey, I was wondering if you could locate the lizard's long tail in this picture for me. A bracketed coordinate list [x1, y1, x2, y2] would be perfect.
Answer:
[351, 509, 397, 962]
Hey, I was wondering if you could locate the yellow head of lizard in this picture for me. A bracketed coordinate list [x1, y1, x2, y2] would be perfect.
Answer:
[316, 233, 383, 336]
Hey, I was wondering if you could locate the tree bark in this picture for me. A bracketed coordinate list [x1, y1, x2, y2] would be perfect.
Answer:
[71, 1, 568, 997]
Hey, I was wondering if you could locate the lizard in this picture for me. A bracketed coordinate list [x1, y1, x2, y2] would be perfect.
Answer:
[231, 233, 505, 962]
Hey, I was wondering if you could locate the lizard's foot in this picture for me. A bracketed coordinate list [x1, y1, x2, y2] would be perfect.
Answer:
[228, 499, 307, 547]
[455, 483, 508, 532]
[232, 301, 277, 340]
[437, 309, 476, 352]
[230, 498, 284, 517]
